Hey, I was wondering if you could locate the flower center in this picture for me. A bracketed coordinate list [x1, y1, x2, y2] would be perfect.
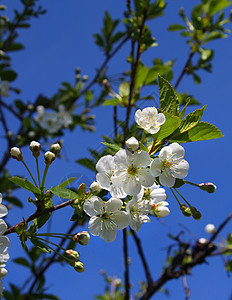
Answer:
[162, 159, 172, 169]
[127, 165, 138, 176]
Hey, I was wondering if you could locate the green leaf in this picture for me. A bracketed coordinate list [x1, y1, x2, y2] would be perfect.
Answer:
[144, 65, 171, 85]
[9, 177, 41, 195]
[154, 112, 181, 142]
[56, 177, 77, 188]
[76, 158, 96, 172]
[4, 195, 23, 207]
[134, 64, 148, 89]
[179, 98, 190, 119]
[119, 81, 130, 97]
[33, 214, 51, 230]
[168, 24, 186, 31]
[178, 105, 206, 134]
[103, 98, 120, 106]
[170, 121, 223, 143]
[158, 76, 179, 116]
[50, 186, 78, 199]
[101, 142, 122, 152]
[203, 31, 228, 44]
[0, 70, 17, 81]
[199, 48, 213, 61]
[193, 73, 201, 84]
[30, 237, 52, 253]
[8, 43, 24, 51]
[208, 0, 232, 16]
[13, 257, 30, 268]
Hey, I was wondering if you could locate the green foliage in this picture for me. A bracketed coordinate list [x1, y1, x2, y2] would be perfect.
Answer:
[159, 76, 179, 116]
[9, 176, 41, 195]
[50, 186, 78, 199]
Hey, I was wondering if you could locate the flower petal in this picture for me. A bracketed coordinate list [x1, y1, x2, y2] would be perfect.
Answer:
[159, 172, 175, 187]
[169, 143, 185, 159]
[88, 216, 101, 236]
[123, 176, 141, 196]
[150, 158, 162, 177]
[96, 155, 115, 173]
[0, 205, 8, 218]
[114, 149, 132, 170]
[111, 211, 130, 229]
[83, 196, 104, 216]
[0, 220, 7, 235]
[133, 150, 151, 168]
[137, 169, 154, 187]
[96, 173, 110, 190]
[99, 221, 117, 242]
[104, 198, 123, 213]
[171, 160, 189, 179]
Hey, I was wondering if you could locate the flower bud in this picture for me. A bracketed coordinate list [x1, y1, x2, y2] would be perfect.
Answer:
[50, 143, 61, 155]
[10, 147, 23, 161]
[125, 137, 139, 151]
[151, 203, 170, 218]
[75, 67, 81, 74]
[191, 207, 202, 220]
[65, 249, 80, 261]
[205, 224, 216, 234]
[198, 238, 208, 245]
[73, 231, 90, 246]
[199, 182, 216, 193]
[74, 261, 85, 273]
[0, 268, 7, 278]
[90, 181, 101, 194]
[27, 104, 34, 111]
[44, 151, 56, 165]
[180, 204, 191, 217]
[29, 141, 41, 158]
[82, 75, 88, 82]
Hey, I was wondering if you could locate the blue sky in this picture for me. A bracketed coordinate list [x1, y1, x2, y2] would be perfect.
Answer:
[2, 0, 232, 299]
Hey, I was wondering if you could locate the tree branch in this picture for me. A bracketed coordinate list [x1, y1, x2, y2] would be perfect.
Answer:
[123, 228, 130, 300]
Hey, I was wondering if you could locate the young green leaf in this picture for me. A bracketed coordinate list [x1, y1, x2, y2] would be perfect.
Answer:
[158, 76, 179, 116]
[9, 177, 41, 195]
[101, 142, 122, 152]
[178, 105, 206, 134]
[154, 112, 181, 142]
[50, 186, 78, 199]
[30, 237, 52, 253]
[56, 177, 77, 188]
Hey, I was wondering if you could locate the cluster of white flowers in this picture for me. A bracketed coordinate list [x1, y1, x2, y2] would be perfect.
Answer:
[83, 106, 190, 243]
[35, 105, 72, 134]
[0, 194, 9, 297]
[0, 79, 9, 97]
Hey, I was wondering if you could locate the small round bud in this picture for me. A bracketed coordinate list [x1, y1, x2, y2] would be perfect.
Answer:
[7, 131, 13, 138]
[75, 67, 81, 74]
[44, 151, 56, 165]
[199, 182, 216, 193]
[0, 268, 7, 278]
[205, 224, 216, 234]
[50, 143, 61, 155]
[151, 203, 170, 218]
[65, 249, 80, 261]
[28, 131, 36, 138]
[10, 147, 23, 161]
[191, 207, 202, 220]
[27, 104, 34, 111]
[180, 204, 191, 217]
[125, 137, 139, 151]
[76, 74, 81, 81]
[74, 261, 85, 273]
[30, 141, 41, 152]
[82, 75, 88, 82]
[198, 238, 208, 245]
[73, 231, 90, 246]
[90, 181, 101, 194]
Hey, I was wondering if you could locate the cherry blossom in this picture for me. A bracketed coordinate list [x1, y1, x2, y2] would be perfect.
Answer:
[135, 107, 166, 134]
[83, 196, 130, 243]
[0, 194, 8, 218]
[150, 143, 189, 187]
[111, 149, 154, 196]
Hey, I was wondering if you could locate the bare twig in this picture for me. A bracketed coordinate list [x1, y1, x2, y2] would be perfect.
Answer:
[174, 52, 194, 90]
[123, 228, 130, 300]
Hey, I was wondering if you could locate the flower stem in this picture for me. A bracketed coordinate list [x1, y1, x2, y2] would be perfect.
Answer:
[36, 157, 41, 188]
[170, 188, 181, 206]
[21, 160, 38, 187]
[174, 188, 192, 208]
[41, 164, 49, 190]
[37, 237, 67, 252]
[35, 238, 67, 260]
[183, 180, 199, 188]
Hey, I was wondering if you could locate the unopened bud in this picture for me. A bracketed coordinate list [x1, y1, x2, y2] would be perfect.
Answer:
[198, 238, 208, 245]
[125, 137, 139, 151]
[90, 181, 101, 194]
[29, 141, 41, 158]
[74, 261, 85, 273]
[82, 75, 88, 82]
[65, 249, 80, 261]
[151, 203, 170, 218]
[180, 204, 191, 217]
[76, 74, 81, 81]
[0, 268, 7, 278]
[75, 67, 81, 74]
[27, 104, 34, 111]
[73, 231, 90, 246]
[199, 182, 216, 193]
[179, 7, 185, 17]
[7, 131, 13, 138]
[10, 147, 23, 161]
[50, 143, 61, 155]
[191, 207, 202, 220]
[44, 151, 56, 165]
[205, 224, 216, 234]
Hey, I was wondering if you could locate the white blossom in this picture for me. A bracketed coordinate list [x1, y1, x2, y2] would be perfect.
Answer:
[111, 149, 154, 196]
[96, 155, 127, 198]
[58, 105, 73, 128]
[151, 201, 170, 218]
[125, 137, 139, 151]
[0, 80, 9, 97]
[0, 194, 8, 218]
[135, 107, 166, 134]
[126, 195, 150, 232]
[83, 196, 130, 243]
[90, 181, 101, 194]
[205, 224, 216, 234]
[35, 106, 62, 134]
[150, 143, 189, 187]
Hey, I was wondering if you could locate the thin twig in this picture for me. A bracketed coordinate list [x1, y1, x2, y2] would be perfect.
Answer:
[174, 52, 194, 90]
[123, 228, 130, 300]
[4, 199, 74, 235]
[182, 275, 190, 299]
[130, 230, 153, 285]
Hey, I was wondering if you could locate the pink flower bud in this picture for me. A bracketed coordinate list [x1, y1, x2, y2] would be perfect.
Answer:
[10, 147, 23, 161]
